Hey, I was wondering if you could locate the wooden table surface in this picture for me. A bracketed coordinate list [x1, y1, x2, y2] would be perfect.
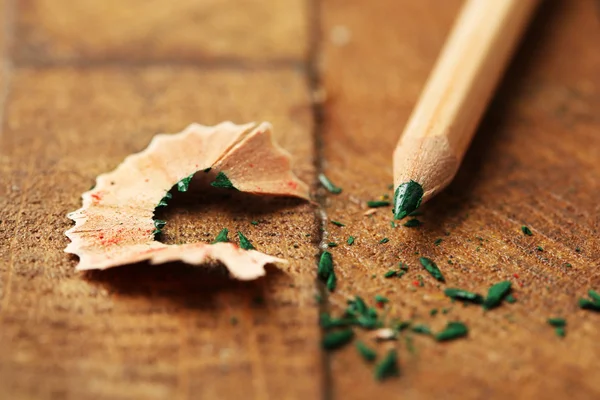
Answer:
[1, 0, 599, 399]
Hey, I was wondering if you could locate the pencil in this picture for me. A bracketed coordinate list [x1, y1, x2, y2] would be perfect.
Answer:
[392, 0, 539, 219]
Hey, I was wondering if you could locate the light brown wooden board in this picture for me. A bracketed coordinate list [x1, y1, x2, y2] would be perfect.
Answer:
[1, 0, 600, 399]
[320, 0, 600, 398]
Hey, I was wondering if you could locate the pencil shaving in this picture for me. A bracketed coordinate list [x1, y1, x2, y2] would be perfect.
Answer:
[65, 121, 309, 279]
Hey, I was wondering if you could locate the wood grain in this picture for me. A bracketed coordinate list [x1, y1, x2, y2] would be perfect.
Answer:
[320, 0, 600, 398]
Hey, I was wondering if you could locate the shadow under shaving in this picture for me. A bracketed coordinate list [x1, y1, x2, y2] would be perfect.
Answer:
[423, 0, 564, 225]
[83, 171, 300, 308]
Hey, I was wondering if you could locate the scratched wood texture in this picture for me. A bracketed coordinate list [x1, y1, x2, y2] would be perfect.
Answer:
[0, 0, 599, 399]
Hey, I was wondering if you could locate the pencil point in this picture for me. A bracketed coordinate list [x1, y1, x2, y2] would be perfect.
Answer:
[393, 180, 423, 220]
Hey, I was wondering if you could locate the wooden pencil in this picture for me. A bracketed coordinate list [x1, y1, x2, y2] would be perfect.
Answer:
[392, 0, 539, 219]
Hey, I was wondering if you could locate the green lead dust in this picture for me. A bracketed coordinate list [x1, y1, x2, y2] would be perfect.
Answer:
[379, 238, 389, 244]
[326, 272, 337, 292]
[384, 270, 397, 278]
[434, 238, 443, 246]
[555, 327, 566, 337]
[547, 318, 566, 327]
[435, 321, 468, 341]
[157, 192, 172, 207]
[318, 173, 342, 194]
[347, 236, 355, 245]
[393, 180, 424, 220]
[177, 174, 194, 192]
[521, 226, 533, 236]
[578, 290, 600, 311]
[411, 324, 431, 335]
[318, 251, 334, 281]
[331, 220, 345, 227]
[374, 349, 399, 381]
[374, 295, 388, 304]
[403, 219, 422, 228]
[322, 329, 354, 350]
[355, 341, 377, 362]
[237, 231, 255, 250]
[367, 200, 391, 208]
[212, 228, 229, 244]
[328, 242, 338, 248]
[419, 257, 445, 282]
[251, 221, 259, 226]
[210, 171, 236, 189]
[482, 281, 512, 310]
[536, 246, 544, 252]
[444, 288, 484, 304]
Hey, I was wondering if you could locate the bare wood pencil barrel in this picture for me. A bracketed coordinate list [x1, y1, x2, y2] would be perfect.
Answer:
[392, 0, 539, 219]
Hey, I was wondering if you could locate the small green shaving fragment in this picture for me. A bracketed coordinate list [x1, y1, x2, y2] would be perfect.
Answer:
[318, 251, 334, 281]
[444, 288, 484, 304]
[374, 295, 388, 304]
[435, 322, 468, 341]
[237, 231, 255, 250]
[411, 324, 431, 335]
[521, 226, 533, 236]
[555, 327, 566, 337]
[578, 290, 600, 311]
[355, 341, 377, 362]
[430, 309, 438, 316]
[328, 242, 338, 248]
[434, 238, 443, 246]
[367, 200, 390, 208]
[537, 246, 544, 252]
[211, 171, 236, 189]
[251, 221, 259, 226]
[177, 174, 194, 192]
[318, 173, 342, 194]
[576, 247, 581, 252]
[347, 236, 355, 245]
[374, 349, 399, 381]
[157, 192, 172, 207]
[419, 257, 445, 282]
[331, 220, 345, 227]
[588, 290, 600, 303]
[483, 281, 512, 310]
[212, 228, 229, 244]
[547, 318, 566, 327]
[384, 270, 397, 278]
[403, 219, 422, 228]
[379, 238, 389, 244]
[326, 272, 337, 292]
[322, 329, 354, 350]
[505, 294, 517, 304]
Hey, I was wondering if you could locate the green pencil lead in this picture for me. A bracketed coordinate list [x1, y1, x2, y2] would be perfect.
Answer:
[444, 288, 484, 304]
[237, 231, 255, 250]
[435, 321, 468, 341]
[482, 281, 512, 310]
[419, 257, 445, 282]
[322, 329, 354, 350]
[318, 251, 334, 281]
[355, 341, 377, 362]
[212, 228, 229, 244]
[521, 225, 533, 236]
[177, 174, 194, 192]
[210, 171, 236, 189]
[367, 200, 391, 208]
[393, 180, 424, 220]
[374, 349, 399, 381]
[347, 236, 355, 245]
[318, 173, 342, 194]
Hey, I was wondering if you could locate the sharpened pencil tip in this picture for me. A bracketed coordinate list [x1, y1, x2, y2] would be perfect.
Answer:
[393, 180, 424, 220]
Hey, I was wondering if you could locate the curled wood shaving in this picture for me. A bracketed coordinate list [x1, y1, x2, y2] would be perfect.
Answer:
[65, 122, 309, 279]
